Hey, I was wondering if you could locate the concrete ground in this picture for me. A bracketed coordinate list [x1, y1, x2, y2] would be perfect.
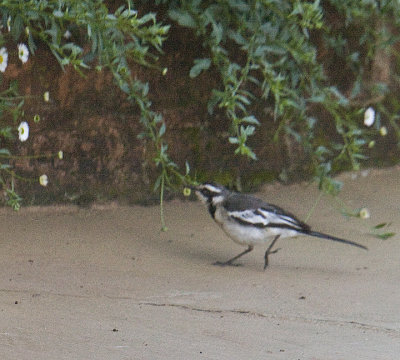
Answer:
[0, 167, 399, 359]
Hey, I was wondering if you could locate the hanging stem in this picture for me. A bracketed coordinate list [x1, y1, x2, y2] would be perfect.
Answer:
[304, 190, 323, 223]
[159, 170, 167, 231]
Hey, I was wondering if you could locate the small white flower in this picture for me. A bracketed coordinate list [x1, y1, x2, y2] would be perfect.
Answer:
[359, 207, 370, 219]
[7, 16, 11, 32]
[43, 91, 50, 102]
[63, 30, 71, 39]
[364, 107, 375, 127]
[18, 121, 29, 142]
[58, 150, 63, 160]
[17, 43, 29, 63]
[39, 174, 49, 187]
[379, 126, 387, 136]
[0, 47, 8, 73]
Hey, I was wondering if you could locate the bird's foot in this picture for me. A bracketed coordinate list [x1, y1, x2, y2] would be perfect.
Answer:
[263, 248, 281, 270]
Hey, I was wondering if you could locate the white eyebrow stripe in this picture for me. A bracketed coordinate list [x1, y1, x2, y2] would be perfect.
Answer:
[202, 184, 222, 193]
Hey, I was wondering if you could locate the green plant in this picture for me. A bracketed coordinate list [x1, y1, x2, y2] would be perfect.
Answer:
[0, 0, 181, 220]
[0, 77, 25, 210]
[163, 0, 400, 193]
[371, 222, 395, 240]
[0, 76, 63, 209]
[1, 1, 399, 231]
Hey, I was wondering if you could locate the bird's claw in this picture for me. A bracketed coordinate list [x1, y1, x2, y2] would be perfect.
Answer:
[268, 247, 281, 255]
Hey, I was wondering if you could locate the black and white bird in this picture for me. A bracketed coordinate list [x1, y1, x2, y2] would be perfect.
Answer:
[192, 182, 367, 269]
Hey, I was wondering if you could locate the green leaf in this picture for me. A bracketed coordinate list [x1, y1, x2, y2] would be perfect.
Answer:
[328, 86, 349, 105]
[374, 223, 389, 229]
[0, 148, 11, 155]
[168, 10, 196, 28]
[158, 122, 166, 137]
[228, 30, 246, 45]
[153, 174, 162, 191]
[374, 232, 396, 240]
[242, 125, 255, 136]
[11, 15, 23, 40]
[236, 94, 250, 106]
[315, 146, 331, 159]
[242, 115, 260, 125]
[227, 0, 250, 12]
[319, 176, 343, 196]
[53, 10, 64, 18]
[190, 58, 211, 78]
[211, 21, 223, 44]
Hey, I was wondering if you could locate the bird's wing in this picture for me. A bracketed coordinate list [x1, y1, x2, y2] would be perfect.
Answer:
[229, 208, 306, 231]
[256, 208, 306, 231]
[229, 209, 269, 228]
[225, 193, 308, 231]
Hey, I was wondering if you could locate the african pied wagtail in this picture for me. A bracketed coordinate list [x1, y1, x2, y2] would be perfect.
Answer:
[192, 182, 367, 269]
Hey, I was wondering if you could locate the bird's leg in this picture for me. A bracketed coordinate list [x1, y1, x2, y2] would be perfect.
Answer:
[213, 245, 254, 267]
[264, 235, 281, 270]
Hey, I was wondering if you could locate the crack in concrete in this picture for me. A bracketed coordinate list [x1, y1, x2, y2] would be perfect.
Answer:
[2, 288, 398, 337]
[137, 301, 400, 337]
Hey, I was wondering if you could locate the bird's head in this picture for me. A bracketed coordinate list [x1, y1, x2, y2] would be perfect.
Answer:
[192, 182, 228, 206]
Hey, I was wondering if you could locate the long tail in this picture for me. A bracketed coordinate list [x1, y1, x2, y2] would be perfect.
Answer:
[306, 231, 368, 250]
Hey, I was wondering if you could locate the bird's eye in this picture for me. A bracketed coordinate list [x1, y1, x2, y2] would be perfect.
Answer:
[199, 184, 221, 198]
[201, 188, 217, 198]
[201, 189, 212, 197]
